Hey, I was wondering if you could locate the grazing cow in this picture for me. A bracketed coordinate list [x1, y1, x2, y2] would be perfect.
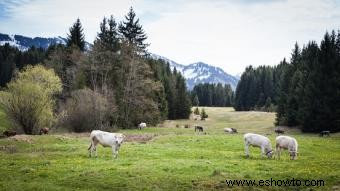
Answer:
[319, 131, 330, 137]
[39, 128, 49, 135]
[244, 133, 273, 158]
[3, 130, 16, 137]
[193, 115, 200, 121]
[138, 122, 146, 130]
[224, 128, 237, 134]
[194, 126, 204, 132]
[88, 130, 125, 158]
[274, 128, 285, 135]
[231, 128, 238, 133]
[276, 135, 298, 160]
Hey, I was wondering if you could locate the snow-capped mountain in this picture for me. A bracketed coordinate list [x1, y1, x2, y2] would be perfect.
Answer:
[151, 54, 239, 90]
[0, 33, 91, 51]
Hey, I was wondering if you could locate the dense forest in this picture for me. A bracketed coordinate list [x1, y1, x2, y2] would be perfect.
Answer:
[235, 31, 340, 132]
[190, 83, 234, 107]
[233, 64, 284, 112]
[0, 45, 46, 86]
[0, 7, 192, 133]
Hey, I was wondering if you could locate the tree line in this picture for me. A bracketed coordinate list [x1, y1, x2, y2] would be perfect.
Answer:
[0, 7, 191, 134]
[0, 45, 45, 87]
[234, 64, 282, 112]
[235, 30, 340, 133]
[190, 83, 234, 107]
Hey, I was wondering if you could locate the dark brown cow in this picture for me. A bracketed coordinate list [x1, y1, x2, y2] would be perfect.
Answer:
[39, 128, 49, 135]
[3, 130, 16, 137]
[319, 131, 330, 137]
[231, 128, 238, 133]
[194, 126, 204, 132]
[275, 128, 285, 135]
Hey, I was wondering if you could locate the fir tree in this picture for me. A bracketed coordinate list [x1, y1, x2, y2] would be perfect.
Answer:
[174, 74, 192, 119]
[67, 18, 86, 51]
[96, 16, 119, 51]
[119, 7, 148, 53]
[192, 94, 199, 106]
[200, 108, 208, 120]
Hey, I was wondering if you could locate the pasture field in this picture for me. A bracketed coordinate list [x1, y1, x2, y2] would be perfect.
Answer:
[0, 107, 339, 190]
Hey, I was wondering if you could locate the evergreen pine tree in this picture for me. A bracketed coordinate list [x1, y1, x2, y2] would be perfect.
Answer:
[193, 94, 199, 106]
[96, 16, 119, 51]
[174, 74, 191, 119]
[67, 18, 86, 51]
[200, 108, 208, 120]
[119, 7, 148, 53]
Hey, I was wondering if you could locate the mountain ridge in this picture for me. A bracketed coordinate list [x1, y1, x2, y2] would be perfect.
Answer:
[151, 54, 239, 90]
[0, 33, 91, 51]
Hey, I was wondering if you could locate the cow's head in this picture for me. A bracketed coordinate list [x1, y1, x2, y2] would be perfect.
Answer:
[266, 150, 274, 158]
[115, 134, 125, 148]
[289, 150, 297, 160]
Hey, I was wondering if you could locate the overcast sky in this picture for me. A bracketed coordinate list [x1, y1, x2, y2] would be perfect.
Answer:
[1, 0, 340, 75]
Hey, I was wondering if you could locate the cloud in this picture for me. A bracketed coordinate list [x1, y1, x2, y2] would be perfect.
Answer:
[0, 0, 340, 75]
[144, 0, 340, 74]
[0, 0, 136, 39]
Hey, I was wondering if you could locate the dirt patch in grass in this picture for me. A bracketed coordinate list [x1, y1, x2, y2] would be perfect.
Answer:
[8, 135, 33, 143]
[125, 134, 156, 143]
[58, 132, 90, 138]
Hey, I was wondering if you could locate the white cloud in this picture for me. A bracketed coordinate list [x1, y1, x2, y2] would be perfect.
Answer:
[144, 0, 340, 74]
[1, 0, 340, 75]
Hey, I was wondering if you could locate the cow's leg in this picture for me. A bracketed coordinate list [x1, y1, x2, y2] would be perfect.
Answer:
[112, 146, 118, 159]
[245, 143, 249, 158]
[261, 146, 265, 158]
[92, 141, 98, 158]
[88, 142, 93, 157]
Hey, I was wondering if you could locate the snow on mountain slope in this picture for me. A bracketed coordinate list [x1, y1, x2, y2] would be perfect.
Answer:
[0, 33, 91, 51]
[151, 54, 239, 90]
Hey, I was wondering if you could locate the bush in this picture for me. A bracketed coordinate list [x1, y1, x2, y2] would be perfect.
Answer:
[193, 107, 200, 115]
[200, 108, 208, 120]
[63, 89, 113, 132]
[0, 65, 62, 134]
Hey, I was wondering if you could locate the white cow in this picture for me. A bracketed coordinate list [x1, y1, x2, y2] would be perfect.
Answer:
[275, 135, 298, 160]
[88, 130, 125, 158]
[244, 133, 273, 158]
[138, 122, 146, 130]
[224, 128, 237, 134]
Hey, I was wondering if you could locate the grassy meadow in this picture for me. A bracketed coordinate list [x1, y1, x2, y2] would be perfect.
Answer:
[0, 107, 339, 190]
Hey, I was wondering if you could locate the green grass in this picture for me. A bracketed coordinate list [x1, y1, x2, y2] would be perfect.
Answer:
[0, 107, 339, 190]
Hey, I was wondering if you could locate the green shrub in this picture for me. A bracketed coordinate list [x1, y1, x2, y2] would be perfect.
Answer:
[0, 65, 62, 134]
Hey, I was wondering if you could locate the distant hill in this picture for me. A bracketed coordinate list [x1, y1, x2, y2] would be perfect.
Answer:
[151, 54, 239, 90]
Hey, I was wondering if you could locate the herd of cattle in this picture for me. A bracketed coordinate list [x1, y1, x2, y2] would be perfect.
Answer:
[84, 122, 331, 160]
[1, 122, 332, 161]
